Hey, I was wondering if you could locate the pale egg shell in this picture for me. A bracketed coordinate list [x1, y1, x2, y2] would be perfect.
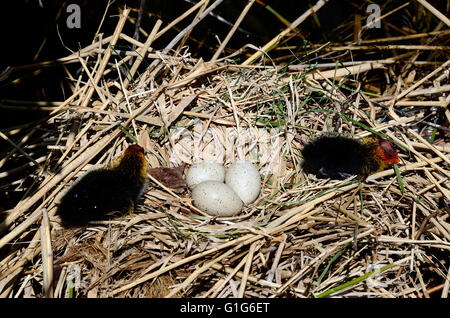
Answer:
[186, 161, 226, 188]
[192, 181, 243, 217]
[225, 160, 261, 205]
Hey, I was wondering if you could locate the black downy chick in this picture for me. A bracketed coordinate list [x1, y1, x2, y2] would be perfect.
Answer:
[301, 135, 400, 180]
[57, 145, 148, 227]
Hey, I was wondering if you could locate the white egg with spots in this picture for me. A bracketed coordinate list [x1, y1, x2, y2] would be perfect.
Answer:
[192, 181, 243, 217]
[186, 161, 226, 188]
[225, 160, 261, 205]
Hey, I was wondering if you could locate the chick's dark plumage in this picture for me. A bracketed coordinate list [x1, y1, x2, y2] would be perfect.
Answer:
[57, 145, 148, 227]
[57, 170, 138, 226]
[302, 136, 400, 180]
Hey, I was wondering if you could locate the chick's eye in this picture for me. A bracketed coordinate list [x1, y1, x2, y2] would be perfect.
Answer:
[380, 140, 396, 155]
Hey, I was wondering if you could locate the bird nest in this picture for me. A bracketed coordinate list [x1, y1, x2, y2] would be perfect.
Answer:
[1, 4, 449, 298]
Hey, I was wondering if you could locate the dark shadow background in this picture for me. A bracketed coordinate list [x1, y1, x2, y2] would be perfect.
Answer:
[0, 1, 361, 109]
[0, 0, 447, 128]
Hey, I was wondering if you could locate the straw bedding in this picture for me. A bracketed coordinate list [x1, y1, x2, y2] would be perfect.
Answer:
[0, 2, 449, 298]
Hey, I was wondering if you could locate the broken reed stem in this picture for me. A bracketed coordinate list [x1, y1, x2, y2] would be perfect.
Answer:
[306, 62, 385, 81]
[328, 45, 449, 51]
[148, 0, 224, 73]
[442, 264, 450, 298]
[0, 131, 42, 169]
[175, 0, 208, 57]
[361, 2, 410, 31]
[416, 0, 450, 27]
[80, 8, 130, 107]
[154, 0, 208, 42]
[121, 19, 162, 92]
[0, 220, 43, 281]
[424, 168, 450, 203]
[210, 0, 255, 62]
[333, 203, 373, 228]
[406, 129, 450, 167]
[346, 29, 450, 44]
[69, 106, 164, 126]
[243, 0, 328, 65]
[237, 241, 258, 297]
[40, 208, 54, 298]
[389, 60, 450, 104]
[77, 54, 108, 105]
[206, 253, 249, 298]
[115, 59, 138, 137]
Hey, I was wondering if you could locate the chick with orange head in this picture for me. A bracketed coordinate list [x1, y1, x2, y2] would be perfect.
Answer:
[57, 145, 148, 227]
[302, 135, 400, 180]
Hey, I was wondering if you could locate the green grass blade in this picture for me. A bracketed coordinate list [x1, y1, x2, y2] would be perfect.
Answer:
[314, 242, 351, 291]
[315, 262, 396, 298]
[394, 164, 405, 194]
[119, 124, 138, 142]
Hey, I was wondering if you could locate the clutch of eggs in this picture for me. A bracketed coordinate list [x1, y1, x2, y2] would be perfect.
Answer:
[188, 160, 261, 217]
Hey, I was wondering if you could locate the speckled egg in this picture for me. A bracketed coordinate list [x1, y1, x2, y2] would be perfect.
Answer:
[186, 161, 226, 188]
[225, 160, 261, 205]
[191, 181, 243, 217]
